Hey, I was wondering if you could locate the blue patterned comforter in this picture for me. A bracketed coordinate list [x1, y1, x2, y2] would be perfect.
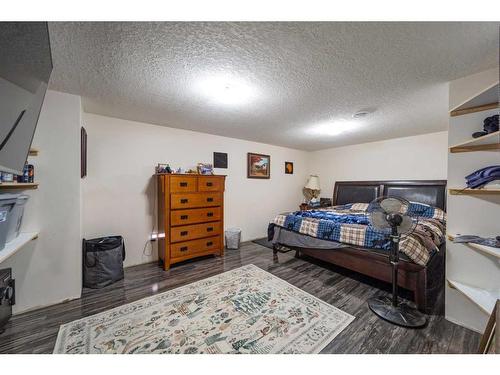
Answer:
[269, 202, 446, 266]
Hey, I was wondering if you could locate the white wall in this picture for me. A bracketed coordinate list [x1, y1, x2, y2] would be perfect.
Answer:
[3, 90, 82, 313]
[308, 131, 449, 198]
[81, 113, 309, 267]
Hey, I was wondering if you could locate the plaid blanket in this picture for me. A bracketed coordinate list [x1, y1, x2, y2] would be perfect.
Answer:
[270, 202, 446, 266]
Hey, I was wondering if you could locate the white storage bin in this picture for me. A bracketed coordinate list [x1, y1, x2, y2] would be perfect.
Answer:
[6, 194, 29, 243]
[225, 228, 241, 250]
[0, 193, 20, 250]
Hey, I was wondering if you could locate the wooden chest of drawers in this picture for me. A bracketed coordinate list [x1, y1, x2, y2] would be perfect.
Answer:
[156, 174, 226, 270]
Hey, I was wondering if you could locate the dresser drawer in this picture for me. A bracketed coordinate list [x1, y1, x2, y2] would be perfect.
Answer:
[170, 236, 221, 258]
[198, 176, 223, 192]
[170, 222, 221, 243]
[169, 176, 197, 193]
[170, 192, 222, 209]
[171, 207, 222, 226]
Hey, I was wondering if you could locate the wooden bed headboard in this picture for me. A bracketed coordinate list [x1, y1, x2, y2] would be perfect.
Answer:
[332, 180, 447, 210]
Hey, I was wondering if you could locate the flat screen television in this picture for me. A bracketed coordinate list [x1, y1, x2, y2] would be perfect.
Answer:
[0, 22, 53, 175]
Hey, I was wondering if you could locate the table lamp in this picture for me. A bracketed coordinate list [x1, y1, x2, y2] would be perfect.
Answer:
[303, 175, 321, 206]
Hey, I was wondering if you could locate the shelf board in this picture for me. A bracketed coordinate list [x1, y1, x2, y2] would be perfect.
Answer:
[0, 232, 39, 264]
[449, 131, 500, 153]
[448, 235, 500, 259]
[450, 102, 499, 117]
[449, 188, 500, 195]
[450, 83, 499, 117]
[28, 148, 39, 156]
[0, 183, 38, 190]
[447, 279, 499, 315]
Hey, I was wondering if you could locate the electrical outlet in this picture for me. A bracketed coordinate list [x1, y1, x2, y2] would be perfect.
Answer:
[150, 233, 165, 241]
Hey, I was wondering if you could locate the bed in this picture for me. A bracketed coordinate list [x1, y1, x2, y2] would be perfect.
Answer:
[268, 180, 447, 313]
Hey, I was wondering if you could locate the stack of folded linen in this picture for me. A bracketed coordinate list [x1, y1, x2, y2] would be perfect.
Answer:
[465, 165, 500, 189]
[453, 235, 500, 248]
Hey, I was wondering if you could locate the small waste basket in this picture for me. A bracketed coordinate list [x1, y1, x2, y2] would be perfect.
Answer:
[83, 236, 125, 288]
[225, 228, 241, 250]
[6, 195, 29, 243]
[0, 193, 19, 250]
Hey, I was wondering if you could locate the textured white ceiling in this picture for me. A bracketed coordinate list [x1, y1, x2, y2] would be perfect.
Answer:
[48, 22, 499, 150]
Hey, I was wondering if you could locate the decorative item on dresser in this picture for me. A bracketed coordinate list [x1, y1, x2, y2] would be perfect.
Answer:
[156, 174, 226, 270]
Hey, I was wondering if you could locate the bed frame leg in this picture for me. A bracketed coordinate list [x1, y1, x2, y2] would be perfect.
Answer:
[414, 269, 427, 313]
[272, 245, 279, 255]
[295, 249, 301, 258]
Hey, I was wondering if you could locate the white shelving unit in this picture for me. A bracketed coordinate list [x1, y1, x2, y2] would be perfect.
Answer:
[0, 232, 39, 264]
[447, 279, 499, 315]
[446, 75, 500, 333]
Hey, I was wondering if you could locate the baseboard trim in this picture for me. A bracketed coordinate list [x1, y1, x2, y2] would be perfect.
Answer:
[444, 315, 483, 334]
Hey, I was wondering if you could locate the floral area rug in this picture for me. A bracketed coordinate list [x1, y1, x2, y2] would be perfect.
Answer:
[53, 264, 354, 354]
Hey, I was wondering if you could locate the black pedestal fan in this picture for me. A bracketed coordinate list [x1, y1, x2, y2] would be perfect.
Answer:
[367, 197, 427, 328]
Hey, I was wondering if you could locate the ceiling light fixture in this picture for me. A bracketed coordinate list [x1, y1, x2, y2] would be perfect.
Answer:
[308, 119, 361, 137]
[196, 74, 258, 107]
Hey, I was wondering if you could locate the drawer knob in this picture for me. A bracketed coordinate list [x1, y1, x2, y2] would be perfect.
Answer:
[207, 197, 214, 202]
[180, 198, 188, 204]
[206, 182, 213, 187]
[207, 212, 214, 217]
[180, 246, 188, 252]
[206, 241, 213, 246]
[180, 231, 188, 236]
[207, 227, 213, 232]
[180, 215, 188, 220]
[180, 182, 188, 187]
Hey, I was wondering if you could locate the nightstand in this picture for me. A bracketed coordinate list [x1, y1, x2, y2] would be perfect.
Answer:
[299, 203, 310, 211]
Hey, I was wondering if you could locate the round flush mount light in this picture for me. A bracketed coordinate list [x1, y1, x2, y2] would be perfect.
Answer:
[352, 109, 373, 119]
[196, 73, 258, 107]
[309, 119, 359, 137]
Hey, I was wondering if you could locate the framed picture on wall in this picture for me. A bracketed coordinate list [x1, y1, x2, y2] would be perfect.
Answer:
[285, 161, 293, 174]
[81, 126, 87, 178]
[213, 152, 228, 168]
[247, 153, 270, 179]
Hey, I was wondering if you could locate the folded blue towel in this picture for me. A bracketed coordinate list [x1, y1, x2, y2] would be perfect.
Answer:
[453, 235, 500, 248]
[465, 165, 500, 189]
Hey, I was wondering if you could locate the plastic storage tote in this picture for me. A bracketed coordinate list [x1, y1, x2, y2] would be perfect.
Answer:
[225, 228, 241, 250]
[6, 195, 29, 243]
[0, 194, 19, 250]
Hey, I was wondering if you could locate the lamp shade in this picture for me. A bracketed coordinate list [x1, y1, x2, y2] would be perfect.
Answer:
[305, 175, 320, 190]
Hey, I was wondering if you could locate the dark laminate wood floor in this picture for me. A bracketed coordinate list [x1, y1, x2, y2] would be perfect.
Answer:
[0, 241, 480, 354]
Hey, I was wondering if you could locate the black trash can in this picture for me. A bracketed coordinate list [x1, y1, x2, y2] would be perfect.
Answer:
[82, 236, 125, 289]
